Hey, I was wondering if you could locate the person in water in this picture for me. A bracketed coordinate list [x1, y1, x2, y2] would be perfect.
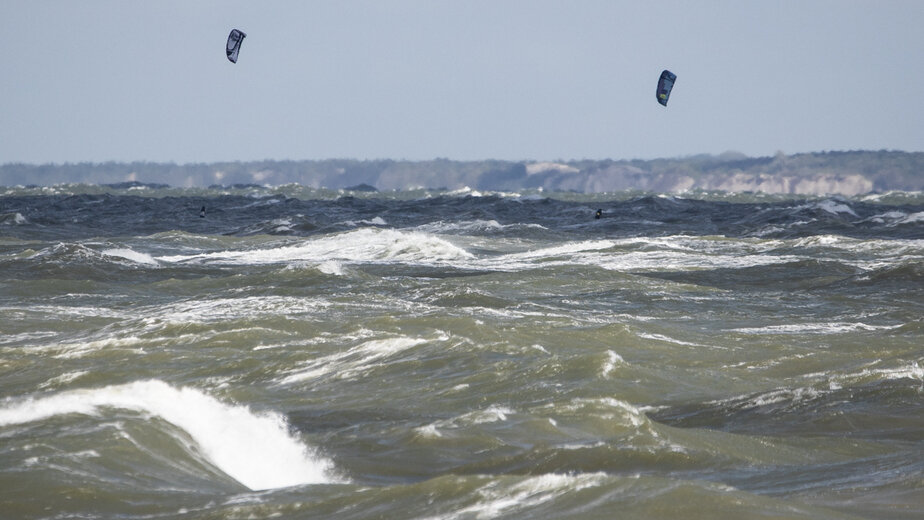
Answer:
[200, 206, 206, 218]
[595, 209, 602, 219]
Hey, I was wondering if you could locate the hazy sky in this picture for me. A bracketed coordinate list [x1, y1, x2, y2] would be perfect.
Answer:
[2, 1, 923, 164]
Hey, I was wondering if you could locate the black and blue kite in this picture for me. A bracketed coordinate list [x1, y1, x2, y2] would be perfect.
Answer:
[656, 70, 676, 106]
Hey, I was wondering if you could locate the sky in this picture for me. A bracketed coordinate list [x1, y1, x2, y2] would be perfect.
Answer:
[2, 0, 923, 164]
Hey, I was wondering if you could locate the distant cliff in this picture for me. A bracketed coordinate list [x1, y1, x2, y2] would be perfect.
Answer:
[2, 150, 922, 195]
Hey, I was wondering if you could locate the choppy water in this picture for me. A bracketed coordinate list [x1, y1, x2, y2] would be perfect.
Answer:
[1, 184, 923, 519]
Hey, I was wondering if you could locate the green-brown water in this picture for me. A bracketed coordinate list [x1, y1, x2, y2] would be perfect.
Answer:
[1, 186, 922, 519]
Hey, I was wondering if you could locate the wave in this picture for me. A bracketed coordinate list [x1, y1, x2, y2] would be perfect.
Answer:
[731, 322, 903, 335]
[0, 212, 27, 225]
[847, 261, 924, 286]
[278, 335, 439, 385]
[0, 380, 341, 490]
[3, 190, 922, 245]
[650, 361, 924, 439]
[158, 228, 474, 267]
[416, 473, 610, 520]
[414, 219, 547, 235]
[26, 242, 159, 267]
[795, 199, 858, 217]
[234, 215, 320, 236]
[101, 248, 158, 265]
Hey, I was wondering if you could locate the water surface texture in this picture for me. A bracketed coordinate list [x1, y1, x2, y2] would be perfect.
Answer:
[1, 185, 922, 519]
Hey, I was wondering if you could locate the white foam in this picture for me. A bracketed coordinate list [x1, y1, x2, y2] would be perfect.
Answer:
[803, 199, 858, 217]
[446, 186, 484, 197]
[732, 322, 901, 335]
[146, 296, 332, 325]
[421, 473, 608, 520]
[416, 219, 546, 234]
[463, 405, 513, 425]
[102, 248, 159, 265]
[413, 423, 443, 439]
[559, 398, 647, 428]
[601, 350, 625, 377]
[157, 228, 472, 267]
[234, 198, 282, 210]
[486, 236, 807, 273]
[344, 216, 388, 227]
[637, 332, 711, 348]
[0, 212, 27, 225]
[792, 235, 845, 248]
[278, 336, 431, 385]
[842, 361, 924, 385]
[705, 386, 819, 412]
[316, 260, 345, 276]
[415, 405, 515, 438]
[898, 211, 924, 224]
[478, 239, 617, 271]
[877, 361, 924, 382]
[862, 210, 907, 224]
[0, 380, 339, 490]
[266, 218, 294, 233]
[38, 370, 89, 389]
[42, 335, 146, 359]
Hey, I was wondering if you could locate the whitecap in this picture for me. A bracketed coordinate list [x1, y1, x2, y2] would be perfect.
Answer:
[441, 473, 608, 520]
[413, 405, 516, 439]
[102, 248, 158, 265]
[800, 199, 858, 217]
[157, 228, 472, 267]
[897, 211, 924, 225]
[601, 350, 625, 377]
[860, 210, 907, 224]
[277, 335, 431, 385]
[636, 332, 714, 349]
[558, 397, 647, 428]
[416, 219, 546, 234]
[840, 361, 924, 385]
[731, 322, 901, 335]
[0, 212, 28, 225]
[38, 370, 89, 389]
[0, 380, 341, 490]
[317, 260, 345, 276]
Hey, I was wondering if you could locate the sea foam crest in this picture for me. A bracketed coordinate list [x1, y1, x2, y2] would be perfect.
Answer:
[279, 336, 432, 385]
[422, 473, 609, 520]
[415, 219, 546, 234]
[158, 228, 472, 266]
[0, 380, 340, 490]
[731, 322, 902, 335]
[102, 248, 159, 265]
[0, 212, 28, 225]
[797, 199, 858, 217]
[897, 211, 924, 225]
[857, 210, 924, 226]
[840, 361, 924, 386]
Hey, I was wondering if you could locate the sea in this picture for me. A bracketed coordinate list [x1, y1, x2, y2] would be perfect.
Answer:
[1, 183, 922, 520]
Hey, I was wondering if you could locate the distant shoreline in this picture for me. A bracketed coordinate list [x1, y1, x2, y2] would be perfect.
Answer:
[3, 150, 923, 196]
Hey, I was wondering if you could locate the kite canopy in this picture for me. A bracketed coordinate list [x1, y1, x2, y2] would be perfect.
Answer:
[226, 29, 246, 63]
[656, 70, 676, 106]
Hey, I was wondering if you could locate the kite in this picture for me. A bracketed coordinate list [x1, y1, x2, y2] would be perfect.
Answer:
[656, 70, 676, 106]
[226, 29, 247, 63]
